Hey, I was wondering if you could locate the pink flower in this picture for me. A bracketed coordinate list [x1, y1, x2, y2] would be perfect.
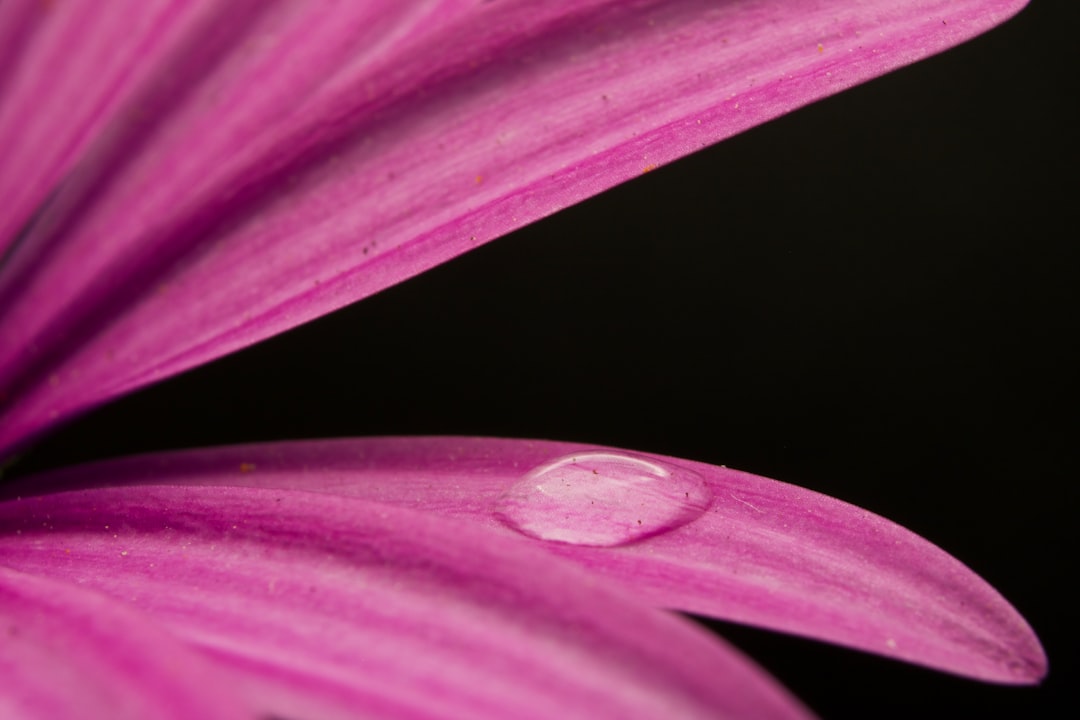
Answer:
[0, 1, 1044, 717]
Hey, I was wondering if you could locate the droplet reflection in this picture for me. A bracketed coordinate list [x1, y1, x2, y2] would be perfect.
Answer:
[494, 451, 712, 547]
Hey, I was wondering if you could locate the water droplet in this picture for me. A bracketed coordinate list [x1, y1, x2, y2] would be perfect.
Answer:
[494, 451, 712, 547]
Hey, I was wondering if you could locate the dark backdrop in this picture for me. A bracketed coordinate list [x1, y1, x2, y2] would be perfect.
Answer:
[10, 2, 1075, 718]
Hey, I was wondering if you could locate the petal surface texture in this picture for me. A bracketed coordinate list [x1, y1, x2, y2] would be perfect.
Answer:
[5, 437, 1047, 686]
[0, 482, 812, 720]
[0, 565, 248, 720]
[0, 0, 1028, 454]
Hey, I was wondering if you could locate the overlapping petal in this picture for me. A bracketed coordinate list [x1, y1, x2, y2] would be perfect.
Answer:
[0, 0, 1028, 455]
[0, 482, 812, 719]
[4, 436, 1047, 686]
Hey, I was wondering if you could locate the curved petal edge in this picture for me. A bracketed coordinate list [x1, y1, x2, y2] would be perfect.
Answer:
[5, 435, 1048, 686]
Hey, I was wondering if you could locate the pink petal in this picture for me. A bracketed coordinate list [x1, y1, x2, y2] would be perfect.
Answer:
[0, 485, 812, 720]
[6, 436, 1044, 684]
[0, 0, 1028, 454]
[0, 565, 248, 719]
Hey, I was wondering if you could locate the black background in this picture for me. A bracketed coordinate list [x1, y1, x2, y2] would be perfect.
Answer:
[10, 2, 1075, 718]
